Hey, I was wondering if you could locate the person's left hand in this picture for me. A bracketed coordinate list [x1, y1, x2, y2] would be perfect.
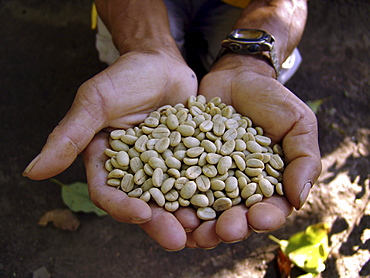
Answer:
[181, 54, 322, 248]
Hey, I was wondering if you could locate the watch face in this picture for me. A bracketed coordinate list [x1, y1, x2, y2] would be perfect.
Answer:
[232, 29, 265, 41]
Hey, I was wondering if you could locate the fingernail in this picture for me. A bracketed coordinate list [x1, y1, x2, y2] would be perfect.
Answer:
[22, 154, 41, 177]
[249, 225, 270, 233]
[199, 244, 219, 250]
[299, 180, 313, 209]
[130, 217, 149, 224]
[164, 245, 185, 252]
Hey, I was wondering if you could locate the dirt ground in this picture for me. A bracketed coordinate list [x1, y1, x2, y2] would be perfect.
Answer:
[1, 0, 369, 277]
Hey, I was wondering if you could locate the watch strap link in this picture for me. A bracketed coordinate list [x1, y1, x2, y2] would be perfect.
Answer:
[269, 45, 280, 78]
[216, 29, 281, 78]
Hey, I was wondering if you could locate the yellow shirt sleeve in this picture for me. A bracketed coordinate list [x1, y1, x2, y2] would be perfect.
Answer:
[221, 0, 252, 9]
[91, 3, 97, 30]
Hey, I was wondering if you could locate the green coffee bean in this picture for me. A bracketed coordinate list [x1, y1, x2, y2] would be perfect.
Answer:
[220, 140, 235, 155]
[246, 141, 263, 153]
[165, 201, 179, 212]
[177, 125, 195, 136]
[130, 157, 143, 173]
[180, 181, 197, 199]
[148, 157, 167, 172]
[213, 197, 232, 211]
[128, 188, 143, 197]
[276, 182, 284, 195]
[206, 153, 222, 164]
[104, 148, 118, 158]
[183, 157, 198, 166]
[149, 188, 165, 207]
[121, 173, 134, 192]
[121, 134, 138, 145]
[110, 129, 125, 139]
[259, 178, 274, 197]
[107, 169, 126, 179]
[210, 179, 225, 191]
[196, 175, 211, 192]
[186, 146, 204, 158]
[165, 189, 179, 202]
[140, 191, 151, 202]
[241, 182, 257, 199]
[185, 165, 202, 179]
[166, 114, 179, 130]
[152, 168, 163, 187]
[217, 156, 232, 175]
[110, 139, 130, 152]
[197, 207, 216, 220]
[161, 177, 175, 194]
[107, 178, 121, 187]
[245, 194, 263, 207]
[190, 194, 209, 207]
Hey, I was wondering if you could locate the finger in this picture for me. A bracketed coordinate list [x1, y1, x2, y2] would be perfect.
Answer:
[174, 208, 201, 248]
[216, 205, 252, 243]
[23, 83, 107, 180]
[263, 195, 293, 217]
[281, 108, 322, 210]
[83, 132, 152, 223]
[185, 232, 197, 249]
[139, 203, 187, 251]
[192, 220, 221, 249]
[247, 196, 291, 233]
[173, 207, 201, 232]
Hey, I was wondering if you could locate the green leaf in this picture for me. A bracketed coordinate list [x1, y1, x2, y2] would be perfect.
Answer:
[269, 222, 330, 275]
[306, 99, 325, 114]
[51, 179, 108, 216]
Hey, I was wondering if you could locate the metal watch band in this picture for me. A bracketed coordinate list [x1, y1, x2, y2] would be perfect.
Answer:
[215, 29, 281, 78]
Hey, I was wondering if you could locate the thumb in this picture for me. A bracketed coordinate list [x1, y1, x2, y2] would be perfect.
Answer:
[281, 109, 322, 210]
[23, 87, 107, 180]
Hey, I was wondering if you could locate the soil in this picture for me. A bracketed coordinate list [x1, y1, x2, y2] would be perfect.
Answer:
[1, 0, 369, 277]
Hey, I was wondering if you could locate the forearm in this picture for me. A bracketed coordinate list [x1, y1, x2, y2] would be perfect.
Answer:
[235, 0, 307, 63]
[94, 0, 177, 55]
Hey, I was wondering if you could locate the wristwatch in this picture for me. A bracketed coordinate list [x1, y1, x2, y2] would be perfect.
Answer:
[217, 29, 280, 78]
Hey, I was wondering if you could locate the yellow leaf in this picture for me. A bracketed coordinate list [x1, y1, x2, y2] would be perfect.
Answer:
[269, 222, 330, 274]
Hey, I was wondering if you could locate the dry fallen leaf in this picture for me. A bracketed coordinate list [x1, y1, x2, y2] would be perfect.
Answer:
[277, 249, 292, 278]
[38, 209, 80, 231]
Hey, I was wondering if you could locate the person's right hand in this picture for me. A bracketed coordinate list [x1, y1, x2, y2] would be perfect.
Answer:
[23, 48, 199, 251]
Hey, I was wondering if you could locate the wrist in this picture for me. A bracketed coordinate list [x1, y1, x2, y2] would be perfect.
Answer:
[95, 0, 178, 56]
[118, 35, 179, 57]
[212, 53, 277, 79]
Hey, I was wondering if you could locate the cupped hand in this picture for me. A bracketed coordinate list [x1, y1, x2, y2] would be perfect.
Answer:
[193, 56, 322, 246]
[23, 49, 199, 251]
